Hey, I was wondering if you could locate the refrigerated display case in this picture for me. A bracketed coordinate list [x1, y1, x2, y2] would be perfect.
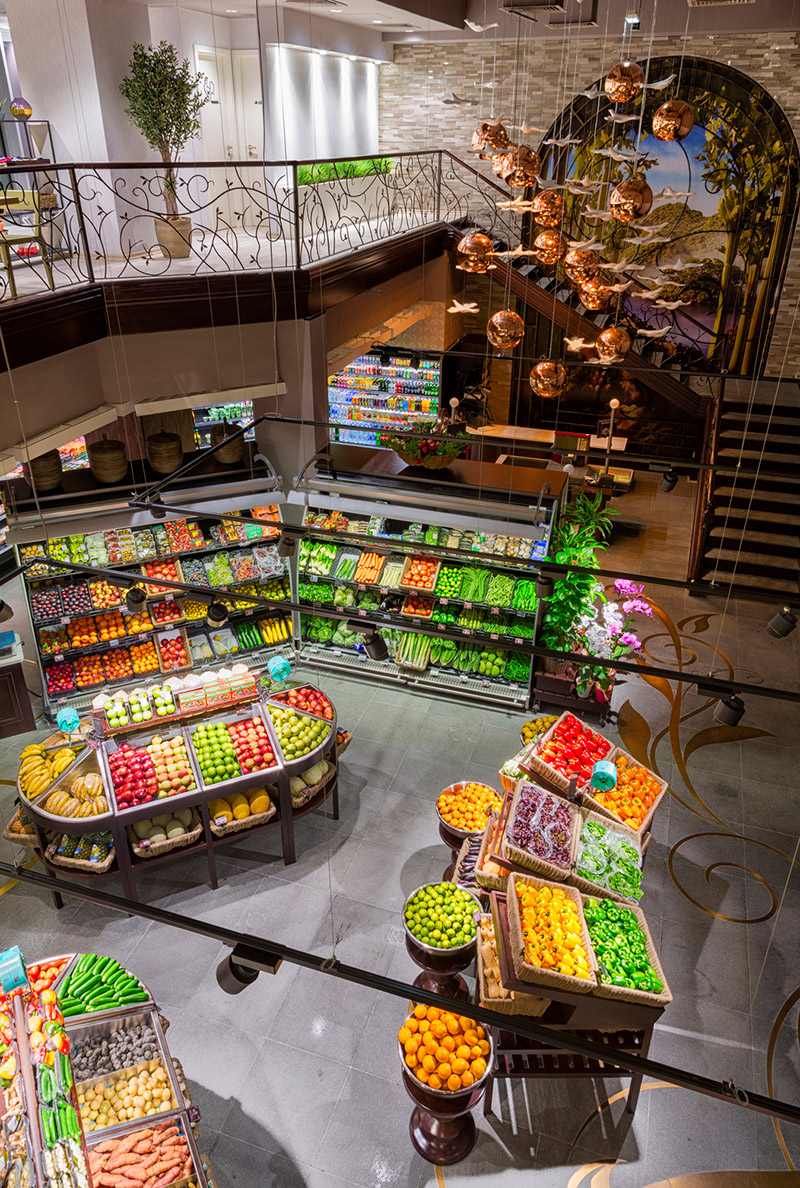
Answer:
[192, 401, 255, 446]
[327, 352, 441, 447]
[286, 469, 559, 709]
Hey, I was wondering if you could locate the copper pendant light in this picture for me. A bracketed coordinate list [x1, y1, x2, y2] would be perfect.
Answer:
[596, 326, 633, 363]
[577, 275, 610, 311]
[472, 120, 510, 153]
[455, 231, 495, 273]
[564, 248, 601, 285]
[534, 230, 567, 265]
[604, 61, 645, 103]
[610, 178, 653, 223]
[497, 145, 541, 189]
[652, 99, 694, 142]
[531, 190, 564, 228]
[530, 360, 567, 398]
[486, 309, 525, 350]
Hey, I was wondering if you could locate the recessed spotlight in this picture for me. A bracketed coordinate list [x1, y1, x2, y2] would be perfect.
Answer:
[319, 49, 328, 54]
[372, 19, 383, 23]
[349, 54, 357, 60]
[225, 7, 237, 11]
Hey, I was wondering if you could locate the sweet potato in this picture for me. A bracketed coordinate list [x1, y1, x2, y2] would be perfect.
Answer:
[94, 1140, 120, 1154]
[151, 1126, 179, 1146]
[106, 1154, 139, 1172]
[134, 1140, 153, 1154]
[153, 1171, 182, 1188]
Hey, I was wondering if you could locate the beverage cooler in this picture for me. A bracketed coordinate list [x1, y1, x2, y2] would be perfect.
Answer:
[327, 351, 441, 448]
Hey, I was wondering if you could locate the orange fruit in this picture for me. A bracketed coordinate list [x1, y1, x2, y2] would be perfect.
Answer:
[404, 1037, 420, 1055]
[464, 1030, 479, 1047]
[426, 1007, 441, 1021]
[424, 1033, 438, 1053]
[455, 1044, 471, 1061]
[431, 1021, 447, 1040]
[470, 1058, 487, 1078]
[414, 1004, 427, 1019]
[477, 1040, 490, 1056]
[476, 1026, 485, 1040]
[441, 1035, 456, 1053]
[434, 1047, 450, 1065]
[416, 1068, 429, 1084]
[422, 1054, 436, 1074]
[451, 1058, 468, 1076]
[405, 1053, 418, 1069]
[447, 1075, 462, 1092]
[445, 1017, 460, 1036]
[470, 1045, 482, 1059]
[461, 1070, 475, 1087]
[398, 1027, 411, 1045]
[459, 1016, 476, 1031]
[428, 1074, 442, 1090]
[437, 1063, 452, 1081]
[406, 1018, 419, 1033]
[418, 1020, 430, 1035]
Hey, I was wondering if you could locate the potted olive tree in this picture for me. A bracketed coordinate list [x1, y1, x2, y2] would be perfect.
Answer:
[119, 41, 210, 259]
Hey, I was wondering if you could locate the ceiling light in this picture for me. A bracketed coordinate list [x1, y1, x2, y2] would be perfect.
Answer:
[125, 587, 147, 613]
[276, 533, 297, 558]
[0, 600, 13, 624]
[713, 694, 745, 727]
[767, 607, 798, 638]
[660, 467, 678, 492]
[372, 19, 383, 23]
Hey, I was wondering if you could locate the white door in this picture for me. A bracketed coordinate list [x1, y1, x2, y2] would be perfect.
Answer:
[232, 50, 267, 232]
[194, 46, 238, 230]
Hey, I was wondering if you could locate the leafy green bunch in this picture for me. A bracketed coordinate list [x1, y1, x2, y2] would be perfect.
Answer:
[542, 493, 617, 654]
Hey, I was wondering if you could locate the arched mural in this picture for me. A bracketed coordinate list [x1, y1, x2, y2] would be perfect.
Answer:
[538, 55, 799, 376]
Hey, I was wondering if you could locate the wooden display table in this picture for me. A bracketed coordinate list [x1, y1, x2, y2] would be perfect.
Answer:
[482, 892, 663, 1120]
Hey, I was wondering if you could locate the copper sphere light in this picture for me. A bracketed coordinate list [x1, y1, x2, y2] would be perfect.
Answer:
[577, 275, 610, 311]
[652, 99, 694, 142]
[530, 360, 567, 398]
[604, 61, 645, 103]
[595, 326, 633, 364]
[503, 145, 541, 189]
[564, 248, 601, 285]
[486, 309, 525, 350]
[534, 230, 567, 265]
[531, 190, 564, 228]
[472, 120, 510, 153]
[610, 178, 653, 223]
[455, 232, 495, 273]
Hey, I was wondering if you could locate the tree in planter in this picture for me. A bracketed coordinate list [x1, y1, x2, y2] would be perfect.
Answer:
[119, 41, 210, 222]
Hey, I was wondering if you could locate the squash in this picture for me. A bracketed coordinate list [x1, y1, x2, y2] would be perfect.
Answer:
[301, 761, 327, 788]
[230, 793, 249, 821]
[151, 813, 171, 828]
[133, 820, 151, 840]
[147, 828, 167, 843]
[174, 808, 193, 829]
[166, 822, 186, 839]
[248, 791, 270, 816]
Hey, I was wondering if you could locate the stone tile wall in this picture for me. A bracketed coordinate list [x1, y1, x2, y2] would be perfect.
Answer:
[379, 32, 800, 377]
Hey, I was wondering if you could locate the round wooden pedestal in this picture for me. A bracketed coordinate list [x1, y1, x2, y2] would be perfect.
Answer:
[402, 1068, 487, 1164]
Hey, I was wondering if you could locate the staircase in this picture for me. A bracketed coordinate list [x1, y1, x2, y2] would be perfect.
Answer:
[701, 378, 800, 593]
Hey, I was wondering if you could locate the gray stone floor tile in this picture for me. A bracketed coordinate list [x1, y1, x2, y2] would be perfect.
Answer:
[220, 1038, 349, 1165]
[164, 1009, 266, 1132]
[644, 1085, 758, 1175]
[354, 700, 428, 741]
[267, 965, 378, 1065]
[339, 740, 407, 788]
[659, 914, 751, 1017]
[208, 1131, 363, 1188]
[469, 720, 529, 768]
[308, 893, 403, 974]
[239, 874, 338, 951]
[124, 923, 227, 1014]
[660, 832, 749, 923]
[313, 1068, 427, 1188]
[165, 857, 267, 929]
[335, 837, 445, 913]
[365, 789, 443, 850]
[743, 774, 800, 832]
[256, 819, 362, 895]
[182, 947, 293, 1035]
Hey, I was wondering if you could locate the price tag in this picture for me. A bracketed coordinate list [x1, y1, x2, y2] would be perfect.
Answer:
[86, 738, 98, 749]
[110, 639, 120, 647]
[333, 648, 342, 657]
[358, 651, 367, 661]
[437, 623, 445, 632]
[54, 652, 63, 662]
[514, 637, 523, 645]
[516, 609, 525, 618]
[440, 598, 448, 606]
[358, 583, 366, 591]
[245, 608, 253, 616]
[412, 617, 420, 625]
[311, 574, 319, 583]
[459, 674, 468, 683]
[187, 1106, 202, 1124]
[490, 607, 499, 615]
[461, 627, 471, 636]
[358, 609, 367, 617]
[490, 633, 499, 642]
[464, 601, 473, 610]
[214, 814, 227, 827]
[430, 667, 440, 676]
[313, 601, 321, 610]
[61, 617, 70, 625]
[380, 587, 388, 595]
[165, 593, 174, 603]
[482, 679, 490, 688]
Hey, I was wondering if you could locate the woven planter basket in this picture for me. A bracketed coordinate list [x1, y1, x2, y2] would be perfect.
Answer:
[126, 810, 203, 859]
[291, 760, 335, 809]
[507, 872, 597, 994]
[46, 838, 116, 874]
[210, 790, 277, 837]
[477, 914, 549, 1017]
[88, 435, 128, 483]
[210, 421, 245, 464]
[569, 808, 643, 903]
[580, 746, 669, 837]
[3, 809, 40, 848]
[26, 450, 63, 492]
[393, 448, 461, 470]
[146, 431, 183, 475]
[474, 812, 507, 893]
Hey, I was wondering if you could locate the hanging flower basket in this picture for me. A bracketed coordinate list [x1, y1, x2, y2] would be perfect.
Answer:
[385, 422, 471, 470]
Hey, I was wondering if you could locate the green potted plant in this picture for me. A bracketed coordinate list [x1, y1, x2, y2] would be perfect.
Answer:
[120, 41, 210, 259]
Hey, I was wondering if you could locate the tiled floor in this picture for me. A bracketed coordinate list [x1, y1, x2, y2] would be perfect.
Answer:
[0, 586, 799, 1188]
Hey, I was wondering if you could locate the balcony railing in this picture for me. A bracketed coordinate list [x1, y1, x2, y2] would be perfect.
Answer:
[0, 151, 523, 301]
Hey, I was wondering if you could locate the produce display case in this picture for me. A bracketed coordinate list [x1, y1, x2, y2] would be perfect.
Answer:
[13, 681, 339, 901]
[327, 351, 441, 447]
[0, 950, 210, 1188]
[287, 475, 557, 709]
[7, 487, 290, 719]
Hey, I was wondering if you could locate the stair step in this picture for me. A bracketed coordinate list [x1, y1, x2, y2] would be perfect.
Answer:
[712, 508, 800, 527]
[705, 545, 797, 566]
[708, 527, 798, 551]
[723, 380, 800, 408]
[717, 447, 800, 464]
[721, 413, 800, 429]
[701, 569, 798, 593]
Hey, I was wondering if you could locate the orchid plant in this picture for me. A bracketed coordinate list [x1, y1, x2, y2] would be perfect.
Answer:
[576, 579, 653, 693]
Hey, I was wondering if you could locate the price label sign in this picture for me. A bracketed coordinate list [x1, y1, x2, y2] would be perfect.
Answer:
[311, 575, 319, 584]
[490, 633, 499, 642]
[54, 652, 63, 662]
[440, 598, 448, 606]
[333, 648, 342, 657]
[245, 608, 253, 616]
[165, 593, 174, 603]
[464, 601, 473, 610]
[461, 627, 471, 636]
[437, 623, 445, 632]
[514, 637, 523, 645]
[358, 609, 367, 617]
[459, 674, 468, 684]
[380, 587, 388, 595]
[61, 617, 70, 626]
[358, 583, 366, 591]
[490, 607, 499, 616]
[516, 609, 525, 618]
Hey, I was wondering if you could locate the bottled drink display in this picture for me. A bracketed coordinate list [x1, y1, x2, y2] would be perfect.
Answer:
[327, 353, 441, 447]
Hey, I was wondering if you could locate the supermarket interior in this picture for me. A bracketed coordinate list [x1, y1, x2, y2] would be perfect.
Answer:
[0, 1, 799, 1187]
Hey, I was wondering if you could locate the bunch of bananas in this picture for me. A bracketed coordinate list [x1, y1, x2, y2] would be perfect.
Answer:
[18, 744, 76, 798]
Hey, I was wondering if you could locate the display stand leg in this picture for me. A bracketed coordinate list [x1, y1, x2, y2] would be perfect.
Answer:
[277, 775, 296, 865]
[626, 1026, 652, 1116]
[33, 823, 63, 909]
[113, 825, 139, 905]
[199, 803, 218, 890]
[330, 767, 339, 821]
[402, 1068, 486, 1165]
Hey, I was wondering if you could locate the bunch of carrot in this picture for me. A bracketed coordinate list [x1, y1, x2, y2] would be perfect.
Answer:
[353, 552, 384, 584]
[88, 1121, 194, 1188]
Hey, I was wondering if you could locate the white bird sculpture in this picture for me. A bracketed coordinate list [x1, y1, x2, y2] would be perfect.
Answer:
[600, 259, 646, 274]
[465, 18, 499, 31]
[533, 176, 567, 191]
[653, 187, 694, 200]
[593, 146, 646, 163]
[566, 237, 605, 251]
[544, 137, 582, 147]
[636, 325, 671, 338]
[635, 287, 664, 299]
[447, 300, 481, 314]
[583, 206, 615, 222]
[605, 113, 638, 124]
[443, 92, 477, 106]
[643, 74, 676, 90]
[495, 245, 538, 259]
[623, 234, 670, 246]
[654, 298, 692, 309]
[495, 196, 534, 211]
[510, 122, 547, 135]
[564, 336, 595, 352]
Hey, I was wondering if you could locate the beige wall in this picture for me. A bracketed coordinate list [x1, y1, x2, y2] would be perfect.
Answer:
[379, 32, 800, 376]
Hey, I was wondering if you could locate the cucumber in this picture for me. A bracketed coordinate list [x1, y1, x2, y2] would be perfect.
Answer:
[117, 991, 149, 1004]
[61, 1005, 85, 1017]
[94, 956, 112, 975]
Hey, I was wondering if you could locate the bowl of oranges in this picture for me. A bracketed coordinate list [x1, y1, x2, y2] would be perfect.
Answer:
[399, 1004, 492, 1097]
[436, 782, 503, 839]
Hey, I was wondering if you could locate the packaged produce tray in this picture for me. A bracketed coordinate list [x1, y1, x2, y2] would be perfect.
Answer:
[401, 595, 434, 619]
[501, 781, 581, 882]
[580, 746, 669, 836]
[570, 808, 643, 903]
[376, 554, 406, 590]
[351, 550, 386, 585]
[209, 784, 277, 835]
[521, 711, 615, 796]
[207, 625, 241, 659]
[506, 872, 597, 994]
[477, 913, 548, 1017]
[46, 833, 116, 873]
[141, 558, 185, 599]
[127, 808, 203, 858]
[398, 554, 440, 593]
[156, 626, 193, 674]
[580, 893, 672, 1009]
[187, 631, 214, 665]
[29, 581, 64, 623]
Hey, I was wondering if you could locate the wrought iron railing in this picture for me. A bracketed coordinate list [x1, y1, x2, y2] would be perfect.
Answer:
[0, 150, 523, 301]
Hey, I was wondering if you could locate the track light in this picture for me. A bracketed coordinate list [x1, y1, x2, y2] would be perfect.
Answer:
[216, 944, 283, 994]
[535, 573, 554, 600]
[660, 468, 678, 492]
[349, 620, 389, 661]
[625, 9, 640, 27]
[767, 607, 797, 638]
[713, 694, 745, 727]
[408, 353, 421, 371]
[207, 601, 228, 627]
[276, 533, 297, 558]
[125, 586, 147, 612]
[0, 600, 13, 624]
[148, 505, 167, 520]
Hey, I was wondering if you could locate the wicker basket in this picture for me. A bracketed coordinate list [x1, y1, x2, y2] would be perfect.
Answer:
[170, 1057, 200, 1142]
[210, 421, 245, 465]
[499, 769, 519, 795]
[199, 1155, 220, 1188]
[506, 872, 597, 993]
[26, 449, 63, 492]
[521, 711, 615, 797]
[581, 894, 672, 1008]
[126, 810, 203, 859]
[3, 809, 40, 848]
[335, 732, 351, 757]
[146, 431, 183, 475]
[501, 782, 581, 882]
[569, 808, 643, 903]
[209, 789, 277, 837]
[88, 435, 128, 484]
[475, 812, 508, 893]
[46, 838, 116, 874]
[580, 747, 669, 837]
[291, 760, 335, 809]
[477, 913, 549, 1017]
